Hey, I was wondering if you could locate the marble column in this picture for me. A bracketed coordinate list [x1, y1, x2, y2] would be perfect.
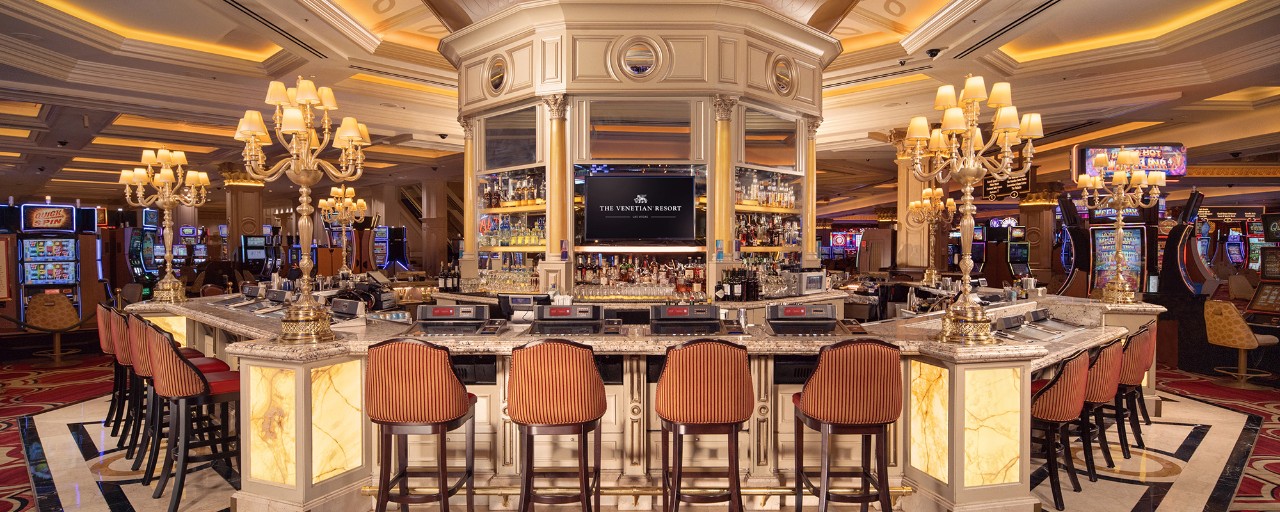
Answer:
[538, 94, 571, 292]
[801, 115, 821, 269]
[460, 116, 479, 278]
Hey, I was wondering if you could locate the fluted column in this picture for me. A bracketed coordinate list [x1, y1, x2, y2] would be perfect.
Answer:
[713, 95, 738, 262]
[460, 116, 479, 278]
[802, 115, 821, 268]
[539, 94, 571, 292]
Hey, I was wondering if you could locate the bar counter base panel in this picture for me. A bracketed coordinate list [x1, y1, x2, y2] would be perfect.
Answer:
[231, 479, 371, 512]
[899, 490, 1040, 512]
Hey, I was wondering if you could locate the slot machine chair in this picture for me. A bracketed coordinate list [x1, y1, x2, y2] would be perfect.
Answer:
[0, 294, 95, 367]
[1204, 300, 1279, 389]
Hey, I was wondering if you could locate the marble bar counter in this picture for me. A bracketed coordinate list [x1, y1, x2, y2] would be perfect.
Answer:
[125, 295, 1133, 512]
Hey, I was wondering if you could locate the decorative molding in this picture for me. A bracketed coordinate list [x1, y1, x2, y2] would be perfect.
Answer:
[713, 95, 738, 121]
[296, 0, 381, 53]
[458, 115, 474, 140]
[900, 0, 989, 55]
[804, 115, 822, 138]
[1186, 165, 1280, 178]
[541, 94, 567, 120]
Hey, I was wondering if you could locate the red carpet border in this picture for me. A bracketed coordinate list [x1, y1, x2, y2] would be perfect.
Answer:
[0, 355, 113, 512]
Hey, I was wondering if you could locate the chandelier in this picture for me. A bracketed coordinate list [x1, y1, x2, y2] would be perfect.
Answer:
[905, 186, 956, 287]
[119, 148, 210, 303]
[901, 75, 1043, 345]
[1079, 149, 1165, 304]
[318, 185, 367, 284]
[234, 76, 369, 343]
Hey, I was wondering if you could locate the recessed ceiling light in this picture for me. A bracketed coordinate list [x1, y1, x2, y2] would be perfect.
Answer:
[882, 102, 901, 108]
[379, 102, 402, 108]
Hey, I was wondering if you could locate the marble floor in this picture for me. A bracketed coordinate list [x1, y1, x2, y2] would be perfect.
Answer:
[20, 392, 1256, 511]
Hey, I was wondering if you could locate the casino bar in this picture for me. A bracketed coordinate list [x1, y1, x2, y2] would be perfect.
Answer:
[1, 1, 1279, 512]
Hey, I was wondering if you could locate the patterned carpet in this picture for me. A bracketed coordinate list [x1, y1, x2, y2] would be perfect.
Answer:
[1159, 367, 1280, 511]
[0, 355, 113, 512]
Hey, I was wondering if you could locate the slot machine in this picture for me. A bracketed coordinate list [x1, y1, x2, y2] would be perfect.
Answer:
[1056, 193, 1091, 297]
[1089, 225, 1146, 298]
[971, 225, 986, 273]
[1225, 227, 1246, 269]
[240, 235, 268, 276]
[1246, 247, 1280, 330]
[371, 226, 389, 268]
[946, 231, 961, 271]
[1245, 220, 1276, 271]
[193, 244, 208, 265]
[386, 226, 411, 270]
[1008, 226, 1031, 277]
[217, 224, 229, 260]
[17, 204, 82, 320]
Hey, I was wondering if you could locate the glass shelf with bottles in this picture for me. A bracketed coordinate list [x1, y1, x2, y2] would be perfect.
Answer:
[734, 167, 801, 214]
[473, 253, 541, 295]
[479, 166, 547, 214]
[572, 253, 709, 303]
[478, 212, 547, 252]
[734, 212, 802, 252]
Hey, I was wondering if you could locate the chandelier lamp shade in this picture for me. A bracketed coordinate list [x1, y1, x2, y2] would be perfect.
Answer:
[119, 147, 210, 303]
[318, 185, 368, 283]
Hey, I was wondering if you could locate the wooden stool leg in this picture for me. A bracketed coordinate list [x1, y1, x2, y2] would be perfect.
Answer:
[132, 384, 154, 471]
[732, 424, 742, 512]
[1094, 407, 1115, 468]
[167, 399, 191, 512]
[1078, 414, 1096, 482]
[153, 398, 177, 499]
[818, 426, 831, 512]
[143, 399, 166, 485]
[794, 414, 803, 511]
[671, 430, 684, 512]
[1127, 391, 1144, 449]
[876, 426, 892, 512]
[397, 433, 409, 497]
[110, 370, 129, 437]
[661, 426, 670, 512]
[375, 426, 390, 512]
[1059, 423, 1081, 492]
[594, 425, 602, 512]
[466, 415, 476, 512]
[1114, 395, 1131, 459]
[439, 429, 451, 512]
[1043, 425, 1064, 510]
[578, 425, 590, 512]
[860, 433, 870, 512]
[519, 427, 534, 512]
[1136, 384, 1152, 426]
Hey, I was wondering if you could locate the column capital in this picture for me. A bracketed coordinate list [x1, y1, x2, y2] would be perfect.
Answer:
[458, 115, 473, 140]
[541, 94, 568, 120]
[713, 95, 738, 121]
[803, 114, 822, 138]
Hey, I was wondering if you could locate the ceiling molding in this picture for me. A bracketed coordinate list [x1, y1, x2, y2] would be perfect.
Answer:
[367, 42, 458, 74]
[0, 34, 75, 81]
[824, 43, 908, 73]
[951, 0, 1060, 60]
[899, 0, 989, 56]
[296, 0, 381, 53]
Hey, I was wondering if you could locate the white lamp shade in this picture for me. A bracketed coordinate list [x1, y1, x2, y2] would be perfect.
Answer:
[988, 82, 1012, 108]
[357, 123, 371, 145]
[286, 87, 297, 106]
[345, 187, 355, 198]
[994, 106, 1020, 132]
[295, 79, 320, 105]
[333, 137, 350, 149]
[962, 76, 987, 103]
[927, 129, 946, 152]
[173, 151, 188, 166]
[184, 170, 198, 186]
[141, 149, 158, 165]
[156, 168, 176, 184]
[996, 132, 1021, 147]
[157, 148, 172, 165]
[335, 117, 360, 140]
[118, 170, 132, 184]
[330, 187, 341, 198]
[946, 198, 956, 211]
[970, 127, 985, 150]
[132, 168, 148, 185]
[280, 107, 306, 134]
[235, 117, 252, 141]
[906, 116, 930, 141]
[1018, 113, 1043, 139]
[941, 107, 966, 133]
[1118, 149, 1139, 166]
[317, 87, 338, 110]
[245, 110, 269, 136]
[199, 172, 210, 186]
[265, 81, 290, 105]
[934, 85, 957, 110]
[1153, 171, 1166, 186]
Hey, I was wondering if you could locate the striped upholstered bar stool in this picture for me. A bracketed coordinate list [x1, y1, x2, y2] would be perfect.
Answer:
[1108, 321, 1156, 458]
[145, 322, 240, 512]
[96, 304, 125, 430]
[1076, 336, 1123, 482]
[130, 316, 229, 484]
[508, 339, 607, 512]
[365, 339, 476, 512]
[655, 339, 753, 512]
[793, 339, 901, 512]
[1030, 349, 1089, 511]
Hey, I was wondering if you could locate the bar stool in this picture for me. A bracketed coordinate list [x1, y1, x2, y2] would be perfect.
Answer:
[655, 339, 753, 512]
[793, 339, 901, 512]
[96, 304, 125, 430]
[130, 317, 230, 484]
[366, 339, 476, 512]
[508, 339, 607, 512]
[108, 309, 205, 442]
[1030, 349, 1089, 511]
[1108, 321, 1156, 458]
[145, 321, 240, 512]
[1076, 337, 1124, 482]
[1204, 300, 1279, 389]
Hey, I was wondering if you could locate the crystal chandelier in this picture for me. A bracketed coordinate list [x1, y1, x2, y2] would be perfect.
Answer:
[1079, 149, 1165, 304]
[905, 186, 956, 287]
[901, 75, 1044, 345]
[234, 76, 369, 343]
[318, 185, 367, 285]
[119, 148, 210, 303]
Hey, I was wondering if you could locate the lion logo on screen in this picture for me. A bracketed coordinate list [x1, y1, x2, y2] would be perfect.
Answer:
[634, 194, 648, 204]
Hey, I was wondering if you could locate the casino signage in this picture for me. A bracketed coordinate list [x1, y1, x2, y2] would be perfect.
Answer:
[20, 204, 76, 233]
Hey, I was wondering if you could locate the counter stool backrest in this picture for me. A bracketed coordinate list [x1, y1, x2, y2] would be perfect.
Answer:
[508, 339, 607, 426]
[655, 338, 753, 425]
[1119, 321, 1157, 387]
[96, 304, 115, 355]
[110, 310, 134, 367]
[127, 315, 155, 378]
[1083, 337, 1125, 405]
[366, 339, 470, 424]
[1031, 349, 1089, 423]
[147, 328, 210, 399]
[1204, 300, 1261, 350]
[798, 338, 902, 425]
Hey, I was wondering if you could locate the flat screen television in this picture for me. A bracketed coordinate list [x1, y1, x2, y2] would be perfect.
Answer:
[1248, 282, 1280, 314]
[1075, 143, 1187, 179]
[173, 245, 189, 258]
[583, 175, 696, 241]
[179, 225, 197, 237]
[1010, 226, 1027, 240]
[20, 204, 76, 233]
[142, 208, 159, 228]
[1090, 227, 1144, 293]
[244, 236, 266, 248]
[373, 226, 390, 240]
[971, 243, 986, 262]
[986, 227, 1009, 243]
[973, 225, 985, 241]
[1248, 221, 1264, 237]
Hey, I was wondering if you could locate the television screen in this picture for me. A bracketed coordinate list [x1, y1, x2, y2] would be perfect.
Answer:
[20, 239, 76, 262]
[1010, 227, 1027, 240]
[142, 208, 159, 228]
[1078, 144, 1187, 179]
[1248, 282, 1280, 314]
[1263, 214, 1280, 242]
[246, 249, 267, 260]
[218, 224, 228, 238]
[154, 244, 165, 256]
[583, 175, 695, 241]
[373, 226, 390, 240]
[1248, 221, 1264, 237]
[971, 243, 986, 262]
[263, 224, 273, 236]
[244, 236, 266, 248]
[23, 262, 76, 285]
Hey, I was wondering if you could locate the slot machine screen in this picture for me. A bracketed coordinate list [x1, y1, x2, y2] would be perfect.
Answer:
[1091, 227, 1144, 293]
[173, 245, 189, 258]
[245, 236, 266, 248]
[1010, 227, 1026, 240]
[246, 249, 267, 260]
[1008, 243, 1029, 263]
[154, 244, 166, 257]
[1260, 248, 1280, 280]
[1226, 243, 1245, 264]
[973, 226, 985, 241]
[1249, 221, 1264, 237]
[971, 243, 986, 262]
[20, 239, 76, 262]
[1248, 283, 1280, 313]
[194, 245, 208, 258]
[179, 226, 197, 238]
[23, 262, 77, 285]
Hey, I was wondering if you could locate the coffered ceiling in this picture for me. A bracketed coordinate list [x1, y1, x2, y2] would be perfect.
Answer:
[0, 0, 1276, 221]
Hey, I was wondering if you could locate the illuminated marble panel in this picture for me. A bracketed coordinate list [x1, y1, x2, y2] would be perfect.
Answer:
[248, 366, 297, 486]
[311, 360, 364, 484]
[909, 360, 949, 484]
[147, 315, 187, 345]
[963, 367, 1022, 487]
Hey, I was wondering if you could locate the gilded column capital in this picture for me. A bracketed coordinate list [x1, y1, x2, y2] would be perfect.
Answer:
[458, 115, 473, 140]
[713, 95, 738, 121]
[804, 115, 823, 138]
[542, 94, 568, 120]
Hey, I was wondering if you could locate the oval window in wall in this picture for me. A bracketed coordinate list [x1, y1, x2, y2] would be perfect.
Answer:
[488, 56, 507, 94]
[773, 57, 793, 96]
[622, 41, 657, 78]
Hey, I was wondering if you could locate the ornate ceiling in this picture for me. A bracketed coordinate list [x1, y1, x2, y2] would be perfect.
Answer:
[0, 0, 1276, 218]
